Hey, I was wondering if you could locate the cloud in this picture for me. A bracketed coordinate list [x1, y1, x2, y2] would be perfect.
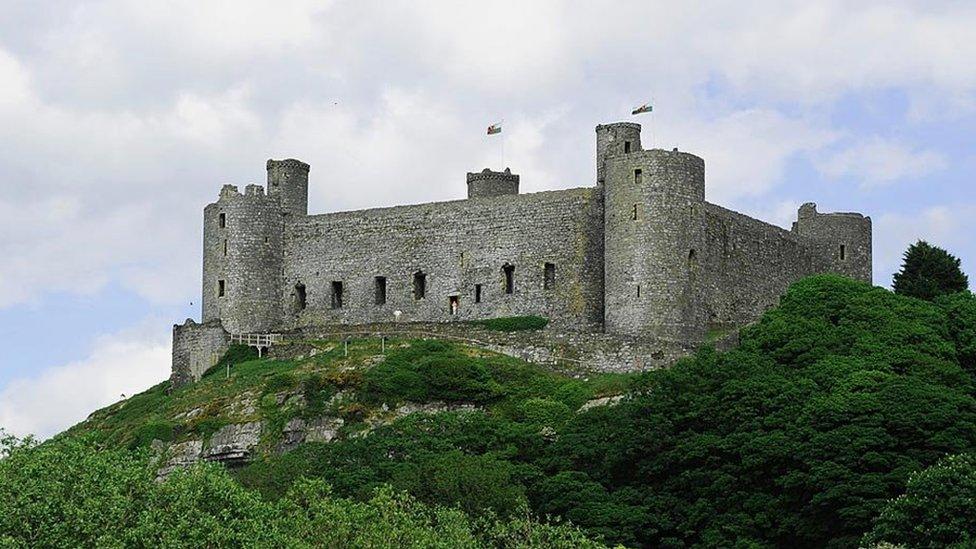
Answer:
[0, 1, 975, 313]
[0, 323, 170, 439]
[873, 204, 976, 286]
[818, 137, 948, 187]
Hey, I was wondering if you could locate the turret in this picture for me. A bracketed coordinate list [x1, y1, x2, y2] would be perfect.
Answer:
[267, 159, 309, 217]
[602, 124, 707, 343]
[466, 168, 520, 198]
[792, 202, 872, 283]
[596, 122, 642, 184]
[201, 183, 284, 333]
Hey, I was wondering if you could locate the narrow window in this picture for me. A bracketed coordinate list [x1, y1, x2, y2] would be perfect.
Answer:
[449, 295, 459, 315]
[217, 279, 225, 297]
[459, 251, 465, 267]
[624, 141, 631, 153]
[294, 283, 307, 311]
[475, 284, 483, 303]
[544, 262, 555, 290]
[636, 284, 640, 298]
[218, 213, 226, 228]
[634, 169, 642, 184]
[632, 203, 639, 221]
[413, 271, 426, 300]
[331, 281, 343, 309]
[264, 236, 269, 244]
[222, 239, 227, 256]
[840, 244, 846, 261]
[503, 264, 515, 294]
[374, 276, 387, 305]
[688, 249, 697, 267]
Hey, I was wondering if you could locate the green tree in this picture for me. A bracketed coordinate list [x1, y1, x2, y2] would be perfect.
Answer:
[863, 453, 976, 548]
[893, 240, 969, 300]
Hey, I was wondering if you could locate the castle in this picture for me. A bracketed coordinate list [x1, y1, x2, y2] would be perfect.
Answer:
[171, 121, 872, 385]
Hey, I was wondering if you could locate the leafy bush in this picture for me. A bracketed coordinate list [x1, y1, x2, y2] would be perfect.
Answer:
[893, 240, 969, 300]
[128, 420, 175, 449]
[0, 432, 602, 548]
[475, 316, 549, 332]
[361, 342, 501, 405]
[863, 453, 976, 548]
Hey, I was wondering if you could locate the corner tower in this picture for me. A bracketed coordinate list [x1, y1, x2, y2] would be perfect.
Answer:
[792, 203, 873, 282]
[601, 122, 707, 343]
[201, 183, 284, 333]
[267, 159, 309, 217]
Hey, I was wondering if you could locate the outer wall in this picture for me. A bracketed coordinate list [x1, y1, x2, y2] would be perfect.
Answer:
[279, 188, 605, 332]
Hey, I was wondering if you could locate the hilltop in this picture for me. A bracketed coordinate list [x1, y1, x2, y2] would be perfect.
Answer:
[5, 274, 976, 548]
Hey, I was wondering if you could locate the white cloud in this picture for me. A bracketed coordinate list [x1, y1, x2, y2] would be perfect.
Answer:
[0, 323, 170, 439]
[0, 1, 974, 312]
[873, 204, 976, 286]
[818, 137, 947, 187]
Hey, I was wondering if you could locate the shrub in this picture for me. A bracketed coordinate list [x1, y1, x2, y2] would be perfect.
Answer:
[863, 453, 976, 548]
[475, 316, 549, 332]
[128, 420, 175, 449]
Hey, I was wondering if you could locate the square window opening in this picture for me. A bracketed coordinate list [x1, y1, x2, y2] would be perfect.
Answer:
[449, 295, 459, 315]
[634, 168, 642, 184]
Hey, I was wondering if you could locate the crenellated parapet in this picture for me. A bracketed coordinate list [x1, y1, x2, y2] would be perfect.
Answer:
[466, 168, 520, 198]
[792, 202, 872, 282]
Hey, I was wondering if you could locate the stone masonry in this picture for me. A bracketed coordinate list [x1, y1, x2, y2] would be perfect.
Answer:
[171, 121, 872, 385]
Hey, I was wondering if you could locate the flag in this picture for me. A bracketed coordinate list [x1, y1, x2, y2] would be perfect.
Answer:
[487, 122, 502, 135]
[631, 103, 653, 115]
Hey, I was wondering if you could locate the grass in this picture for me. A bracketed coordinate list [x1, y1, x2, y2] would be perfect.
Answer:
[72, 335, 635, 455]
[473, 316, 549, 332]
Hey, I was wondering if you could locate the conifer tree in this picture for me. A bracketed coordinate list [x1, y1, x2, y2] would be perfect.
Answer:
[893, 240, 969, 300]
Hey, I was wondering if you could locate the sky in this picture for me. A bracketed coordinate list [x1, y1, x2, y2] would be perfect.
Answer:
[1, 0, 975, 439]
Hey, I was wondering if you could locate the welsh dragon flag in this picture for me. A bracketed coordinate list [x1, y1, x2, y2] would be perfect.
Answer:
[487, 122, 502, 135]
[631, 103, 653, 115]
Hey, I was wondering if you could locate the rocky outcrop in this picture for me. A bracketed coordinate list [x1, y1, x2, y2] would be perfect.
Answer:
[203, 421, 264, 465]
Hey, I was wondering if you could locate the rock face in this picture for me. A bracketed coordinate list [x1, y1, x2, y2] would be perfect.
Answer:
[158, 440, 203, 478]
[203, 421, 264, 465]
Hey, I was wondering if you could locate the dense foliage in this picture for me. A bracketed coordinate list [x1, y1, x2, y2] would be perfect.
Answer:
[893, 240, 969, 300]
[862, 453, 976, 547]
[24, 273, 976, 547]
[0, 432, 603, 548]
[239, 275, 976, 547]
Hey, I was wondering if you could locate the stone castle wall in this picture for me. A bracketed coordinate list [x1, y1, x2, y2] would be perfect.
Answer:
[279, 187, 606, 332]
[171, 319, 229, 386]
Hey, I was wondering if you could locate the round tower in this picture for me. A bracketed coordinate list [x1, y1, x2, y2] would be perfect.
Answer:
[267, 158, 309, 217]
[596, 122, 642, 184]
[603, 146, 707, 343]
[466, 168, 520, 198]
[202, 183, 284, 333]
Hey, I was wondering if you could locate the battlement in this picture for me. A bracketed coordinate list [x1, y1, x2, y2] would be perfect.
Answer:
[466, 168, 520, 198]
[266, 158, 310, 172]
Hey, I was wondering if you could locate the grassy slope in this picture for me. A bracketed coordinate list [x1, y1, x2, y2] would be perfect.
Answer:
[72, 337, 632, 456]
